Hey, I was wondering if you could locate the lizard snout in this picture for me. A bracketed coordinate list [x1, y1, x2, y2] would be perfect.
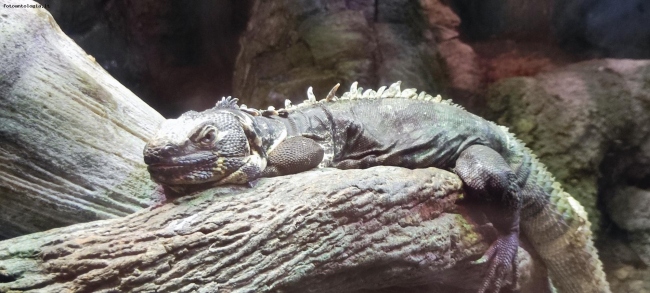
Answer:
[143, 144, 180, 165]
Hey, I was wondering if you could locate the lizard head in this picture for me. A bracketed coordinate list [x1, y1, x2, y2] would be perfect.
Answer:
[143, 97, 266, 188]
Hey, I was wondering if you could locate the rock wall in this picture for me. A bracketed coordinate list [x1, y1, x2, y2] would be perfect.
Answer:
[484, 59, 650, 293]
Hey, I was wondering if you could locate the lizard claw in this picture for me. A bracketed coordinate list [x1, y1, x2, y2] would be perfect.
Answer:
[472, 232, 519, 293]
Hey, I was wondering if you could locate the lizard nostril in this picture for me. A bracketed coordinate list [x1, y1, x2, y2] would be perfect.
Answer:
[161, 144, 179, 156]
[143, 144, 178, 165]
[143, 147, 160, 164]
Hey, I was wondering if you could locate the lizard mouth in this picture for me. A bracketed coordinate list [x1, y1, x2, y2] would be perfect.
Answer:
[146, 153, 217, 169]
[146, 153, 222, 184]
[148, 156, 216, 167]
[146, 152, 252, 186]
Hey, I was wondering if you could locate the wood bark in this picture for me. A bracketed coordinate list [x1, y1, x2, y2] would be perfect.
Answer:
[0, 167, 548, 293]
[0, 1, 164, 238]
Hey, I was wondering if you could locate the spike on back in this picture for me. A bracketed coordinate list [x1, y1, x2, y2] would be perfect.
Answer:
[324, 83, 340, 101]
[306, 87, 317, 104]
[375, 86, 387, 97]
[350, 81, 358, 94]
[215, 96, 239, 109]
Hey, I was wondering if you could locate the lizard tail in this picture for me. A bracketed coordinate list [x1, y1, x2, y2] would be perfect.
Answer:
[520, 150, 611, 293]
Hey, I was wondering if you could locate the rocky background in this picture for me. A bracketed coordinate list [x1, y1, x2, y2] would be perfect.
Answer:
[17, 0, 650, 292]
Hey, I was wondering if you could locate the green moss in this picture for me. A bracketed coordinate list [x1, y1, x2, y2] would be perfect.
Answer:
[456, 215, 481, 245]
[513, 117, 536, 134]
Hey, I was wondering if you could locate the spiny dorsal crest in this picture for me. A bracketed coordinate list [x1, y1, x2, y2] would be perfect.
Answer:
[216, 81, 460, 117]
[292, 81, 460, 109]
[215, 96, 239, 109]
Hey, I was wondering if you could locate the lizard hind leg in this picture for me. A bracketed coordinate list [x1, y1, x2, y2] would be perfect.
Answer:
[454, 145, 522, 293]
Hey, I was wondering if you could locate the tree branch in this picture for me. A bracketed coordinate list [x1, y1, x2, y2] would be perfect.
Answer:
[0, 1, 164, 238]
[0, 167, 548, 292]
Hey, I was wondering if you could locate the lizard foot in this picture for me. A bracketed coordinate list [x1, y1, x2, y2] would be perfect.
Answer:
[472, 232, 519, 293]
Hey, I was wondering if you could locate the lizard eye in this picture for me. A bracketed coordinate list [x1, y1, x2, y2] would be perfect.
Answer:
[198, 128, 217, 145]
[201, 131, 215, 143]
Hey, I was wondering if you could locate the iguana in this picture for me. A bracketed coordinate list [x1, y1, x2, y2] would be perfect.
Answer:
[143, 81, 611, 293]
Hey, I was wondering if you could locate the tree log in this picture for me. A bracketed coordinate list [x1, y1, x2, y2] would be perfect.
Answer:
[0, 167, 548, 293]
[0, 2, 164, 238]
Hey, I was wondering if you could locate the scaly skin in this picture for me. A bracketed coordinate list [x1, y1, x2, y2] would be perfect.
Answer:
[143, 82, 611, 293]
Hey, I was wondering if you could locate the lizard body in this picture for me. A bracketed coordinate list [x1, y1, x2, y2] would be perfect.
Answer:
[143, 82, 610, 293]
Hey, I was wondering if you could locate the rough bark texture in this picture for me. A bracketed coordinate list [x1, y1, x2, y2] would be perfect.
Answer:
[0, 167, 548, 293]
[0, 2, 165, 239]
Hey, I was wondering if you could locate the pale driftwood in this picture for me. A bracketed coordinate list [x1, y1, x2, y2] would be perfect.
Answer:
[0, 167, 548, 293]
[0, 2, 165, 238]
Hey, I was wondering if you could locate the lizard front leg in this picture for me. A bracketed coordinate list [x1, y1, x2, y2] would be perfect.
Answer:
[454, 145, 522, 293]
[262, 136, 324, 177]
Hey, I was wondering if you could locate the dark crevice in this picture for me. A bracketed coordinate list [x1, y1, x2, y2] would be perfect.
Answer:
[0, 271, 18, 283]
[627, 176, 650, 190]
